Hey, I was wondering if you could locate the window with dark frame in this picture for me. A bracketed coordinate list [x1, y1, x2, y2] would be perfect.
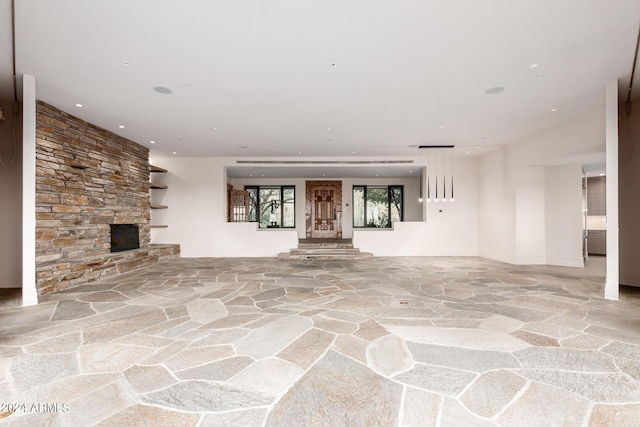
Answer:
[353, 185, 403, 228]
[245, 186, 295, 228]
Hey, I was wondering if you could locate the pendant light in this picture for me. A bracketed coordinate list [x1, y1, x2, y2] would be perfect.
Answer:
[418, 145, 455, 204]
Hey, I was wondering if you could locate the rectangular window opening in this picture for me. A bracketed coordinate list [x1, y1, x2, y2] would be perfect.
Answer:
[245, 185, 296, 228]
[352, 185, 403, 228]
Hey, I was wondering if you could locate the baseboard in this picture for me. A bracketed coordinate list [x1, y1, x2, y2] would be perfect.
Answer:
[479, 249, 518, 265]
[546, 256, 584, 268]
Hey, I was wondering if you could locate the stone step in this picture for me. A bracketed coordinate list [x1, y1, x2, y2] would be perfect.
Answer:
[297, 242, 354, 249]
[277, 251, 373, 260]
[290, 248, 361, 255]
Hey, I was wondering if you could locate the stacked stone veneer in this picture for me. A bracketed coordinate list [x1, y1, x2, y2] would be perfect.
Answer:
[35, 101, 179, 294]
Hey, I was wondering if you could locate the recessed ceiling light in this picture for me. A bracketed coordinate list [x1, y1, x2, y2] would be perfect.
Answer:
[298, 152, 302, 155]
[466, 151, 471, 154]
[536, 74, 544, 79]
[123, 62, 129, 67]
[551, 108, 557, 112]
[75, 103, 83, 107]
[118, 125, 125, 129]
[327, 127, 331, 131]
[150, 140, 156, 144]
[352, 151, 356, 155]
[599, 173, 605, 176]
[172, 152, 177, 155]
[153, 86, 172, 95]
[213, 127, 217, 131]
[476, 146, 481, 149]
[439, 126, 445, 129]
[376, 174, 379, 177]
[249, 174, 253, 177]
[261, 174, 265, 177]
[409, 170, 413, 173]
[529, 62, 540, 68]
[322, 174, 326, 177]
[485, 86, 505, 95]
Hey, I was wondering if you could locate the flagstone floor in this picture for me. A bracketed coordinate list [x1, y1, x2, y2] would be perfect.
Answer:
[1, 256, 640, 426]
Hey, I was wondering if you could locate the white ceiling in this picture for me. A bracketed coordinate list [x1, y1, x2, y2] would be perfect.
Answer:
[2, 1, 640, 178]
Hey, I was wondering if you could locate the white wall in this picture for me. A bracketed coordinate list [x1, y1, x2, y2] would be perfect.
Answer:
[545, 164, 584, 267]
[354, 156, 478, 256]
[0, 100, 22, 288]
[151, 155, 475, 257]
[478, 147, 516, 262]
[228, 176, 421, 240]
[515, 167, 546, 264]
[478, 104, 604, 267]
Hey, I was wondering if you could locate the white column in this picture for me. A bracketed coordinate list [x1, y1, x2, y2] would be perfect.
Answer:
[604, 79, 619, 300]
[22, 75, 38, 306]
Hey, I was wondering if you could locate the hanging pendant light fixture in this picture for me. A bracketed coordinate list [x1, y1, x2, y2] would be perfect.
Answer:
[450, 147, 455, 202]
[419, 145, 455, 204]
[442, 148, 447, 202]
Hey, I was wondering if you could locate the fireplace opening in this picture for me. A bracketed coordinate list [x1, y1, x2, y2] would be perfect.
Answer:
[110, 224, 140, 252]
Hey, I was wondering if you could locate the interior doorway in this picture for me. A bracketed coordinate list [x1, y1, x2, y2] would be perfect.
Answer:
[306, 181, 342, 239]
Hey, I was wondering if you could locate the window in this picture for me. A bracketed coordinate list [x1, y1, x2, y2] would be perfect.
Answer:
[353, 185, 403, 228]
[245, 186, 295, 228]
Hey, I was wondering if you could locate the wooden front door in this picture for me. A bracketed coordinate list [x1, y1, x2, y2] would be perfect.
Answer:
[306, 181, 342, 239]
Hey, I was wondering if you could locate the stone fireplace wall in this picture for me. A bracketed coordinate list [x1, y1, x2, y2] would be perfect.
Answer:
[34, 101, 176, 294]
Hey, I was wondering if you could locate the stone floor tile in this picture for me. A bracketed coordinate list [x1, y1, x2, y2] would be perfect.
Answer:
[312, 315, 358, 334]
[519, 370, 640, 402]
[400, 386, 441, 427]
[190, 328, 250, 346]
[366, 334, 414, 377]
[615, 358, 640, 381]
[140, 341, 190, 365]
[234, 316, 313, 359]
[585, 325, 640, 346]
[142, 380, 272, 412]
[79, 291, 128, 302]
[354, 319, 390, 341]
[65, 380, 139, 425]
[201, 313, 265, 329]
[460, 370, 527, 418]
[80, 343, 153, 373]
[407, 342, 520, 372]
[228, 357, 303, 397]
[439, 397, 498, 427]
[21, 372, 121, 404]
[10, 352, 80, 392]
[332, 334, 369, 363]
[185, 298, 227, 323]
[51, 300, 96, 320]
[393, 363, 477, 396]
[513, 347, 617, 372]
[201, 408, 267, 427]
[277, 328, 335, 369]
[98, 404, 201, 427]
[601, 341, 640, 360]
[266, 350, 402, 426]
[176, 356, 254, 382]
[588, 403, 640, 426]
[124, 364, 177, 393]
[165, 345, 235, 371]
[479, 314, 524, 334]
[511, 330, 560, 347]
[384, 326, 530, 351]
[497, 381, 590, 427]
